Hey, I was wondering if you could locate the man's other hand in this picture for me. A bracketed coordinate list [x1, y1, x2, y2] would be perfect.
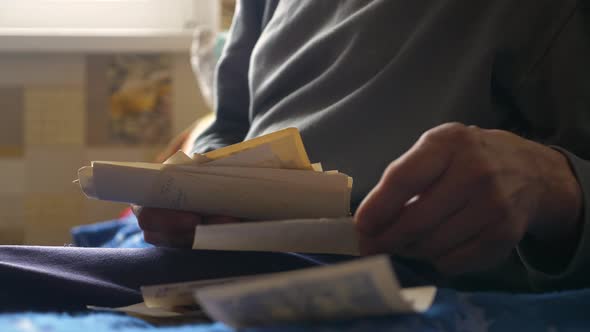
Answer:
[134, 206, 239, 247]
[355, 123, 582, 276]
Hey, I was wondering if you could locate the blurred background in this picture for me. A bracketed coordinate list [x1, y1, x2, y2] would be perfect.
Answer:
[0, 0, 235, 245]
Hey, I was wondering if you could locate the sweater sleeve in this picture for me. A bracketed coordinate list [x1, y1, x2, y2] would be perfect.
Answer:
[191, 0, 266, 153]
[518, 150, 590, 290]
[513, 4, 590, 289]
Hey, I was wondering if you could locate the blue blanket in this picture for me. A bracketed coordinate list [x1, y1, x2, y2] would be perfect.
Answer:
[2, 288, 589, 331]
[71, 214, 152, 248]
[47, 217, 584, 331]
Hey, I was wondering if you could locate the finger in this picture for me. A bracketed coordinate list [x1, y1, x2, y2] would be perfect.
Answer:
[370, 151, 481, 253]
[138, 208, 203, 233]
[143, 230, 194, 248]
[432, 225, 511, 276]
[204, 216, 241, 225]
[355, 126, 457, 236]
[358, 234, 375, 256]
[398, 194, 492, 260]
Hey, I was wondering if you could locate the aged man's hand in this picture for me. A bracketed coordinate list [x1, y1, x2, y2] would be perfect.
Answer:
[134, 206, 239, 247]
[355, 123, 582, 275]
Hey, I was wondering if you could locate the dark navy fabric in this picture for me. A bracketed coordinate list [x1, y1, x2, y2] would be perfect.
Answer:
[0, 246, 323, 311]
[0, 245, 438, 311]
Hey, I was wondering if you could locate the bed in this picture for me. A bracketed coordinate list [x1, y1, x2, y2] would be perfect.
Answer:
[1, 215, 583, 332]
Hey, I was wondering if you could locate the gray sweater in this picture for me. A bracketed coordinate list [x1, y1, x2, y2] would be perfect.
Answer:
[194, 0, 590, 291]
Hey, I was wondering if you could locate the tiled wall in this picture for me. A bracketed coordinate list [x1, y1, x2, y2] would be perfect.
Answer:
[0, 53, 210, 245]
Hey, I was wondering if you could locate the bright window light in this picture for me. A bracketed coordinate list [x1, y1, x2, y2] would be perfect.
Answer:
[0, 0, 210, 32]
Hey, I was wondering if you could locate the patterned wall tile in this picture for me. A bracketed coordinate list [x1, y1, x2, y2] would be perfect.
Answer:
[86, 55, 177, 146]
[0, 53, 212, 245]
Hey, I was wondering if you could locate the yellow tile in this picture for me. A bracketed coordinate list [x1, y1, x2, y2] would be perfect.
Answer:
[24, 194, 83, 222]
[0, 146, 24, 158]
[22, 191, 129, 245]
[0, 224, 24, 245]
[25, 146, 85, 194]
[0, 195, 25, 245]
[24, 86, 85, 147]
[0, 87, 24, 151]
[0, 160, 25, 194]
[24, 227, 72, 246]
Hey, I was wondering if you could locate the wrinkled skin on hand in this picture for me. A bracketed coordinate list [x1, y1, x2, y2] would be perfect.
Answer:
[134, 206, 239, 248]
[355, 123, 582, 276]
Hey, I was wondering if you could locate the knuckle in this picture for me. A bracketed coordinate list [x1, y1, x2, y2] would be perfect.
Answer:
[487, 188, 512, 216]
[383, 159, 399, 176]
[470, 162, 502, 193]
[381, 162, 412, 190]
[472, 160, 497, 181]
[420, 122, 472, 146]
[417, 129, 438, 145]
[441, 122, 469, 133]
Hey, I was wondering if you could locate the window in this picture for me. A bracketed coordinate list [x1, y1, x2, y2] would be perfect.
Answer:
[0, 0, 216, 31]
[0, 0, 218, 52]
